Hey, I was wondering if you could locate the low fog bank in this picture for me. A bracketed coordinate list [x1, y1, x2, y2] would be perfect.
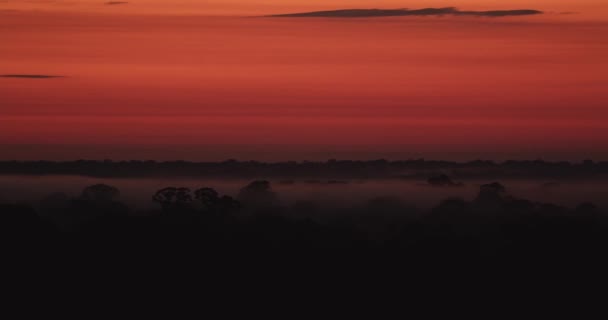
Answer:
[1, 177, 606, 260]
[0, 175, 606, 210]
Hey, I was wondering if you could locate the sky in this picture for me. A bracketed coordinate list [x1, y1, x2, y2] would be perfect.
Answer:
[2, 1, 608, 16]
[1, 1, 608, 161]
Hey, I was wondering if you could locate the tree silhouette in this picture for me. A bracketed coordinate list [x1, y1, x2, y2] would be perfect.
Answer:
[427, 174, 462, 187]
[194, 188, 219, 208]
[153, 187, 193, 214]
[194, 187, 240, 216]
[475, 182, 507, 206]
[431, 198, 471, 219]
[237, 180, 279, 208]
[72, 184, 128, 220]
[80, 184, 120, 203]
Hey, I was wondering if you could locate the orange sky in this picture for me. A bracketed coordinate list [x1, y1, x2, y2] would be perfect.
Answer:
[1, 2, 608, 160]
[2, 0, 608, 17]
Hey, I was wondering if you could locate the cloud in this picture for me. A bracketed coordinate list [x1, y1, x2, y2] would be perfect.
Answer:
[268, 7, 543, 18]
[0, 74, 64, 79]
[105, 1, 128, 5]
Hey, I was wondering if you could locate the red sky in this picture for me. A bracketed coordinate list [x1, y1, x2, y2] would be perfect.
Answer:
[1, 1, 608, 160]
[2, 1, 608, 16]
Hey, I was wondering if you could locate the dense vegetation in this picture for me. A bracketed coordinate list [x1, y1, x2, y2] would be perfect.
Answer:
[1, 178, 605, 262]
[0, 159, 605, 179]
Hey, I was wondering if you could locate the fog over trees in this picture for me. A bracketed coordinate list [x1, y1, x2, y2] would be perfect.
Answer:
[1, 177, 605, 260]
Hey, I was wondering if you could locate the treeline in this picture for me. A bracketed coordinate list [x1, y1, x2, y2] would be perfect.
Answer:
[1, 179, 606, 258]
[0, 159, 606, 179]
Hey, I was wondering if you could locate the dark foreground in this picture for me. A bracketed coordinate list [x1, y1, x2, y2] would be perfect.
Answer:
[2, 179, 606, 265]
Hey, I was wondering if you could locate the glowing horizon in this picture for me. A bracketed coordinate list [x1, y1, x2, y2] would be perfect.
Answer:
[2, 1, 608, 160]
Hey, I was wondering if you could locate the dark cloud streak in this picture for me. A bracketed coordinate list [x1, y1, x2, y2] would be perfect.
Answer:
[0, 74, 64, 79]
[268, 7, 543, 18]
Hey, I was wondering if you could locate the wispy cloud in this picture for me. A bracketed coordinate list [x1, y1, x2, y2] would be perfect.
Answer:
[0, 74, 64, 79]
[105, 1, 128, 5]
[269, 7, 543, 18]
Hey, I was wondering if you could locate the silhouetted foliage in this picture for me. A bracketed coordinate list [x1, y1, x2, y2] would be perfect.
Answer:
[476, 182, 507, 206]
[194, 187, 240, 217]
[432, 198, 470, 218]
[0, 203, 43, 235]
[576, 202, 598, 215]
[70, 184, 129, 223]
[153, 187, 193, 215]
[1, 159, 606, 180]
[427, 174, 462, 187]
[1, 177, 607, 263]
[237, 180, 279, 208]
[80, 184, 120, 202]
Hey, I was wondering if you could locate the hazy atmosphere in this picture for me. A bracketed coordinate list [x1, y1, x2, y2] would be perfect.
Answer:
[2, 1, 608, 160]
[2, 1, 608, 262]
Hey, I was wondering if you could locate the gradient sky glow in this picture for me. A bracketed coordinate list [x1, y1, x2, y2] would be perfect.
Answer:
[2, 0, 608, 16]
[1, 1, 608, 160]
